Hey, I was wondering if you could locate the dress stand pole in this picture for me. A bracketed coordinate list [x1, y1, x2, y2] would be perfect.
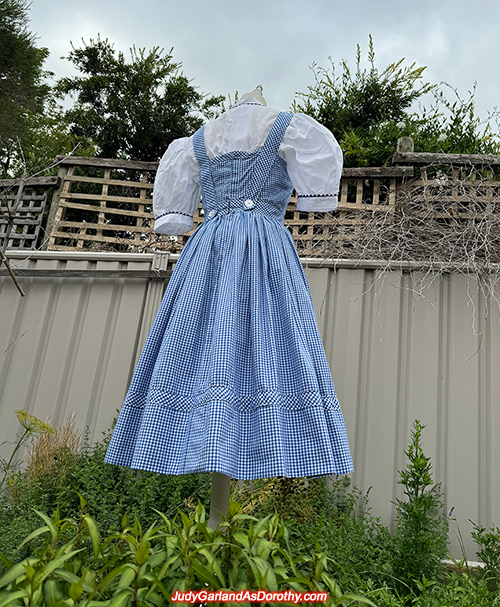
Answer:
[208, 472, 231, 528]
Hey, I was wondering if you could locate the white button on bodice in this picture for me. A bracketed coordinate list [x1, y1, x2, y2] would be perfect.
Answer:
[208, 210, 216, 218]
[244, 199, 254, 208]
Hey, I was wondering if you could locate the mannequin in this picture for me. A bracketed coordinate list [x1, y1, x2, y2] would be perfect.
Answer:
[208, 85, 265, 528]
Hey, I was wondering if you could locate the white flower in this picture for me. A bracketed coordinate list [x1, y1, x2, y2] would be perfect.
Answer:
[437, 133, 447, 142]
[396, 121, 405, 129]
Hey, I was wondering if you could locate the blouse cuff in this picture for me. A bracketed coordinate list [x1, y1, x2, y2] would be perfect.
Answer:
[154, 212, 193, 235]
[296, 195, 338, 212]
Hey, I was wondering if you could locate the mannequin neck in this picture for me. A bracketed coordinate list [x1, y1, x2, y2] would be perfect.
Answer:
[240, 85, 267, 106]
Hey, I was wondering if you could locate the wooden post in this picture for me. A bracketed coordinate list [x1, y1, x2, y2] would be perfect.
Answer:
[43, 166, 68, 250]
[396, 137, 415, 154]
[208, 472, 231, 528]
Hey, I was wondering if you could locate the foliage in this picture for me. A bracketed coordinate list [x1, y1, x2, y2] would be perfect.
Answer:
[0, 0, 51, 177]
[4, 412, 500, 605]
[286, 477, 394, 593]
[411, 572, 497, 607]
[5, 95, 97, 178]
[294, 36, 500, 166]
[0, 422, 212, 567]
[293, 36, 433, 166]
[234, 476, 325, 523]
[2, 495, 497, 606]
[55, 37, 224, 161]
[236, 475, 395, 587]
[0, 499, 376, 606]
[340, 86, 500, 167]
[24, 413, 81, 488]
[471, 522, 500, 590]
[359, 572, 498, 607]
[392, 420, 449, 592]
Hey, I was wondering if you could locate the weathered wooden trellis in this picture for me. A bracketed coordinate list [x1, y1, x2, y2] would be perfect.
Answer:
[41, 155, 415, 256]
[0, 176, 58, 250]
[393, 149, 500, 224]
[43, 157, 156, 252]
[2, 141, 500, 257]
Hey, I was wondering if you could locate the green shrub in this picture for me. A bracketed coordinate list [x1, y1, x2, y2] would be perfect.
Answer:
[391, 421, 449, 592]
[54, 428, 211, 533]
[293, 37, 500, 167]
[288, 477, 394, 591]
[471, 522, 500, 591]
[0, 424, 211, 567]
[233, 476, 327, 523]
[0, 500, 376, 606]
[412, 572, 496, 607]
[5, 411, 500, 606]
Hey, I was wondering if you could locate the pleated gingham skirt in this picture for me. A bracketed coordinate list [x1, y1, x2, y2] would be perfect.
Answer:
[105, 208, 353, 479]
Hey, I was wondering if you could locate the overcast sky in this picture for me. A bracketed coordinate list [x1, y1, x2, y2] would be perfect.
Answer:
[30, 0, 499, 124]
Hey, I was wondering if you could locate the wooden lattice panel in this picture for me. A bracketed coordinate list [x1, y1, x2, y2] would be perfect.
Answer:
[403, 166, 500, 228]
[0, 177, 57, 250]
[46, 157, 157, 252]
[46, 157, 414, 256]
[285, 168, 408, 257]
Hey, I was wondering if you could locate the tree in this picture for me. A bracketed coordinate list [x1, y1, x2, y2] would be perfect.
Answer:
[56, 37, 224, 161]
[7, 96, 97, 177]
[0, 0, 50, 176]
[293, 36, 499, 166]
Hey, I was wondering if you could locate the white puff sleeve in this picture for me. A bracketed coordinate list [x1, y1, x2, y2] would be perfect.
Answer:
[153, 137, 201, 235]
[280, 113, 343, 212]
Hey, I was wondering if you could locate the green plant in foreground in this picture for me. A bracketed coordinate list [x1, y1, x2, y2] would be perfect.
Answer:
[0, 499, 377, 606]
[286, 477, 394, 590]
[0, 421, 212, 568]
[471, 522, 500, 591]
[392, 420, 448, 592]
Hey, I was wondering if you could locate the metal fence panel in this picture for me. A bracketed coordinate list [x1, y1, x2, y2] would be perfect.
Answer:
[1, 251, 499, 559]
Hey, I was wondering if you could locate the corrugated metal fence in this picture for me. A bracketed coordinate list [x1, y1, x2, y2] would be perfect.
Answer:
[1, 250, 499, 559]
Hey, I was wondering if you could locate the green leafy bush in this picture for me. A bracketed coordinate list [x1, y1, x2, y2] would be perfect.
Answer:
[391, 421, 449, 592]
[0, 499, 375, 606]
[54, 428, 211, 533]
[294, 37, 500, 166]
[233, 476, 328, 524]
[287, 478, 394, 592]
[471, 522, 500, 591]
[0, 424, 211, 568]
[4, 412, 500, 606]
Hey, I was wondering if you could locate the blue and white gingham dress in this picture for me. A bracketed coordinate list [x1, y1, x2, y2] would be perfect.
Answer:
[105, 112, 353, 479]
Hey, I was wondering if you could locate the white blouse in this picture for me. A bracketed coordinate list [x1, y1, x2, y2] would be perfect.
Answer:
[153, 98, 343, 235]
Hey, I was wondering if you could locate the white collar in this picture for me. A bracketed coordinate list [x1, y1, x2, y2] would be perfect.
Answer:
[229, 97, 264, 110]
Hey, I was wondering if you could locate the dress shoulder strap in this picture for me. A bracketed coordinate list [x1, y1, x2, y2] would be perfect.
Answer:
[192, 126, 216, 205]
[247, 112, 293, 198]
[193, 126, 209, 165]
[260, 112, 294, 156]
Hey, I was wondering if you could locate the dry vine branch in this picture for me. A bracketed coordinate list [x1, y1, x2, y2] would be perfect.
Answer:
[316, 164, 500, 318]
